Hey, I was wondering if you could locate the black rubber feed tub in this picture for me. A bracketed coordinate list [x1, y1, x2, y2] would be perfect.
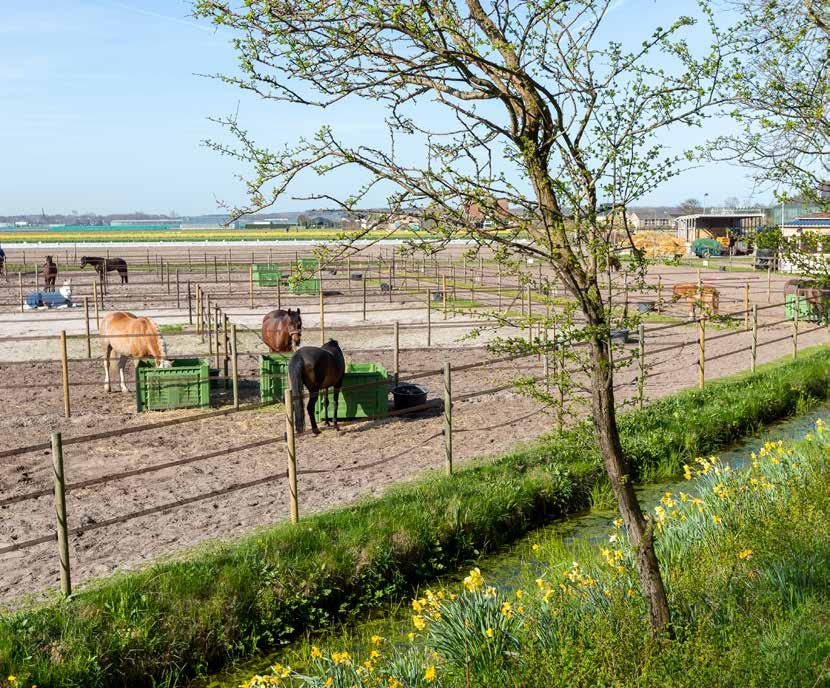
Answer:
[391, 384, 429, 410]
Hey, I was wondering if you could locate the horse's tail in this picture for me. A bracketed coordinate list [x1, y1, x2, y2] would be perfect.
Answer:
[288, 355, 305, 434]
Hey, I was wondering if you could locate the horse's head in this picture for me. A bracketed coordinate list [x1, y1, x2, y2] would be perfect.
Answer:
[45, 255, 53, 265]
[287, 308, 302, 350]
[80, 257, 89, 268]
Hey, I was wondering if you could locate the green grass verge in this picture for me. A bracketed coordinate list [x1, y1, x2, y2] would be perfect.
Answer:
[3, 348, 830, 687]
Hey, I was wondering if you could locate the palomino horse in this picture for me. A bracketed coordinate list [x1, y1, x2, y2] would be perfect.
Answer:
[100, 312, 171, 393]
[81, 256, 129, 284]
[672, 283, 719, 318]
[262, 308, 302, 352]
[288, 340, 345, 435]
[42, 256, 57, 291]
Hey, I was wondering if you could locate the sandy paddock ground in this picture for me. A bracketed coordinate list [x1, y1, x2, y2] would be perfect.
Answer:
[0, 252, 824, 607]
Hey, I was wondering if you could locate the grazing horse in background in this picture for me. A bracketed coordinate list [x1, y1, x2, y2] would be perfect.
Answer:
[784, 279, 830, 321]
[42, 256, 57, 291]
[81, 256, 129, 284]
[262, 308, 302, 352]
[99, 312, 171, 393]
[288, 340, 345, 435]
[672, 283, 720, 318]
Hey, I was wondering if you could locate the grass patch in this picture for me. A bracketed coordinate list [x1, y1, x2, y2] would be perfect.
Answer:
[3, 349, 830, 687]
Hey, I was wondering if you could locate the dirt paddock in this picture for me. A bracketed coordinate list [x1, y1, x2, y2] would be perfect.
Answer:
[0, 255, 824, 607]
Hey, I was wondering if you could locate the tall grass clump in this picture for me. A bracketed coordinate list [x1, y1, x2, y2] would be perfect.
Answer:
[2, 348, 830, 687]
[236, 422, 830, 688]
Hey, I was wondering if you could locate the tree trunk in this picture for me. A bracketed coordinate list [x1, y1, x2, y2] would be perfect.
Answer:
[588, 336, 672, 635]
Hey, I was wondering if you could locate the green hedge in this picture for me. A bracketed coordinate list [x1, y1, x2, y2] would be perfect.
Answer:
[3, 347, 830, 688]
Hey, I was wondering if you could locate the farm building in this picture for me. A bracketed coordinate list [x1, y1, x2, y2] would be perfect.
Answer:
[675, 210, 765, 244]
[779, 213, 830, 273]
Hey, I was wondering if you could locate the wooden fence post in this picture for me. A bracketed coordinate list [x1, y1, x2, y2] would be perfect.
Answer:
[277, 269, 282, 310]
[443, 361, 453, 476]
[195, 286, 201, 337]
[442, 275, 448, 319]
[393, 321, 400, 385]
[213, 256, 218, 283]
[249, 264, 254, 309]
[92, 281, 100, 329]
[638, 322, 645, 410]
[176, 270, 181, 309]
[319, 283, 326, 345]
[187, 282, 193, 325]
[427, 290, 432, 347]
[60, 331, 71, 418]
[793, 299, 799, 359]
[767, 265, 772, 303]
[223, 313, 230, 380]
[497, 264, 502, 309]
[284, 388, 299, 524]
[231, 324, 240, 409]
[743, 281, 750, 330]
[166, 261, 171, 295]
[207, 295, 214, 355]
[362, 275, 367, 320]
[214, 304, 222, 370]
[51, 432, 72, 597]
[698, 318, 705, 390]
[751, 304, 758, 374]
[84, 297, 91, 359]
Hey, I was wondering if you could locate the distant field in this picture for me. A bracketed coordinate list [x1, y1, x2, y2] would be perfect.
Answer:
[0, 226, 515, 244]
[0, 226, 427, 243]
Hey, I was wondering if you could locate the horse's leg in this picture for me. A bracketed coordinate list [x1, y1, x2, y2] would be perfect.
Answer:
[307, 388, 320, 435]
[323, 387, 331, 426]
[332, 381, 341, 430]
[117, 355, 129, 393]
[104, 343, 112, 392]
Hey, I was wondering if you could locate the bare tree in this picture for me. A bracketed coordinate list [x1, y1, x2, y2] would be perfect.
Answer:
[714, 0, 829, 205]
[678, 198, 704, 214]
[195, 0, 729, 634]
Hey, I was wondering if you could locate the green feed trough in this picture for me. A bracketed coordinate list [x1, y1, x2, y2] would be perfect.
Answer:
[260, 353, 291, 404]
[314, 362, 390, 422]
[135, 358, 210, 412]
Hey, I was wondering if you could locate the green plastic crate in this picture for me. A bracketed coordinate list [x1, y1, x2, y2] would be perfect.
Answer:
[136, 358, 210, 412]
[291, 277, 320, 295]
[315, 362, 389, 421]
[786, 293, 828, 323]
[252, 263, 283, 287]
[260, 353, 291, 404]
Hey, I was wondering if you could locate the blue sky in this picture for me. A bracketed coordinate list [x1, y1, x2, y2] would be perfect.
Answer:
[0, 0, 770, 215]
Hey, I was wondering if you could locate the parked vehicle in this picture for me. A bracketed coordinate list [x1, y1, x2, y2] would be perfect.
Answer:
[754, 248, 776, 270]
[691, 238, 723, 258]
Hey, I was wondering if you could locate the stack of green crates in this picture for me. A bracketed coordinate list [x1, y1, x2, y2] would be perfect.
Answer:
[260, 353, 291, 404]
[315, 363, 389, 422]
[252, 263, 283, 287]
[136, 358, 210, 412]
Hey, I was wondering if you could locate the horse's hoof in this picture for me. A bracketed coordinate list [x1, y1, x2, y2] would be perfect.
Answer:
[312, 427, 321, 436]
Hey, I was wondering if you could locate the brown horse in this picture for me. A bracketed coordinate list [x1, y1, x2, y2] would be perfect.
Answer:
[100, 312, 171, 392]
[262, 308, 302, 352]
[672, 283, 719, 318]
[42, 256, 57, 291]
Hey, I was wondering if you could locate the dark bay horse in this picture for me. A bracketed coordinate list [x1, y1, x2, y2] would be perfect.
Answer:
[288, 340, 345, 435]
[262, 308, 302, 352]
[42, 256, 57, 291]
[81, 256, 129, 284]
